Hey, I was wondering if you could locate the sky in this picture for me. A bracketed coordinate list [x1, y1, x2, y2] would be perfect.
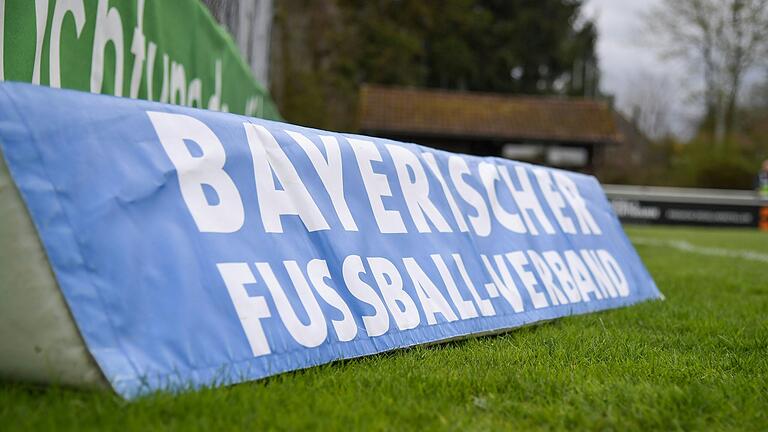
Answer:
[582, 0, 697, 137]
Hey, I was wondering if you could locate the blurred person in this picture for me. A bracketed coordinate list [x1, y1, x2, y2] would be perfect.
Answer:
[757, 160, 768, 198]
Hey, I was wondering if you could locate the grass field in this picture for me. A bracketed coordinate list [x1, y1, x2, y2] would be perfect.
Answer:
[1, 225, 766, 431]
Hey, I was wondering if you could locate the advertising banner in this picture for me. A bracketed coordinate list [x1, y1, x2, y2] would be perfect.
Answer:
[611, 199, 762, 227]
[0, 0, 280, 119]
[0, 83, 661, 398]
[605, 185, 768, 229]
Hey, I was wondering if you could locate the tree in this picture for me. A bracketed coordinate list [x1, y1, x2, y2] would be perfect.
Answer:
[271, 0, 600, 129]
[645, 0, 768, 143]
[621, 71, 675, 141]
[343, 0, 599, 95]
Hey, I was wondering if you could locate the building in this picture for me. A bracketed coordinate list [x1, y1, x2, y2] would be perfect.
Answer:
[358, 84, 635, 174]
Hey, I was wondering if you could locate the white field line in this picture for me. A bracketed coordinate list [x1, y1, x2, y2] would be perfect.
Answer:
[631, 237, 768, 264]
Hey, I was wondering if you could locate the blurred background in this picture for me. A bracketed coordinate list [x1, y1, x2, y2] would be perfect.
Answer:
[204, 0, 768, 191]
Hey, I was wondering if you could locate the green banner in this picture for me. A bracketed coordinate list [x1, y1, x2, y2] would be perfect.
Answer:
[0, 0, 280, 119]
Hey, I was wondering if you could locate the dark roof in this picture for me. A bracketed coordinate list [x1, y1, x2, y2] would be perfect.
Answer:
[359, 84, 622, 145]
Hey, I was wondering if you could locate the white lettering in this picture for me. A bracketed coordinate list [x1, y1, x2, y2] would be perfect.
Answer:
[553, 172, 601, 235]
[452, 254, 495, 316]
[421, 152, 469, 232]
[564, 250, 602, 301]
[479, 163, 526, 234]
[597, 250, 630, 297]
[534, 169, 576, 234]
[217, 263, 272, 357]
[527, 251, 569, 306]
[500, 166, 555, 235]
[50, 0, 85, 88]
[288, 131, 358, 231]
[187, 78, 202, 107]
[32, 0, 49, 85]
[580, 250, 618, 298]
[128, 0, 145, 99]
[342, 255, 389, 337]
[449, 156, 490, 236]
[244, 123, 329, 233]
[431, 254, 478, 319]
[507, 251, 548, 309]
[169, 61, 186, 105]
[348, 138, 406, 234]
[542, 251, 582, 303]
[257, 261, 327, 348]
[387, 145, 451, 233]
[403, 257, 458, 325]
[479, 254, 525, 312]
[147, 112, 245, 233]
[307, 259, 357, 341]
[368, 257, 420, 330]
[91, 0, 124, 95]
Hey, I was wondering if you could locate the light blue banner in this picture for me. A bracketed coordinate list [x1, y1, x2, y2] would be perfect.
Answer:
[0, 83, 661, 398]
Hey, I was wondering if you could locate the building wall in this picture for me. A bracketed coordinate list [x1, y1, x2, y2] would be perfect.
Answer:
[363, 131, 598, 173]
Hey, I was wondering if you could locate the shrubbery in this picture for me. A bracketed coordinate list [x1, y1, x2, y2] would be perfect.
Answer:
[609, 135, 766, 190]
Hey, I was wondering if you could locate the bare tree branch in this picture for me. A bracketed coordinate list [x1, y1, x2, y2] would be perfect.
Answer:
[644, 0, 768, 142]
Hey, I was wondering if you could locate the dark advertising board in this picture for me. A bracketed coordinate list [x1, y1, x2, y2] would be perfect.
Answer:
[604, 185, 768, 230]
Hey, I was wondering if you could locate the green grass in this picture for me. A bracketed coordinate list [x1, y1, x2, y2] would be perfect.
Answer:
[1, 225, 767, 431]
